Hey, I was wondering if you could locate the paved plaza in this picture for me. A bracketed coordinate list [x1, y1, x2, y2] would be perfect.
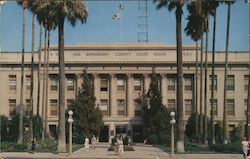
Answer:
[0, 143, 243, 159]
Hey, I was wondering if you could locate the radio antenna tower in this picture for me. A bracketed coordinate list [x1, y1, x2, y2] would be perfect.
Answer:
[138, 0, 148, 43]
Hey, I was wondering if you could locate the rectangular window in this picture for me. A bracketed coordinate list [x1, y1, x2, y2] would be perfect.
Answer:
[67, 99, 74, 108]
[210, 99, 218, 116]
[9, 99, 16, 116]
[117, 77, 125, 91]
[184, 77, 192, 91]
[244, 75, 249, 91]
[167, 76, 176, 91]
[185, 99, 192, 116]
[117, 99, 125, 116]
[50, 99, 58, 116]
[67, 78, 75, 91]
[100, 99, 108, 116]
[100, 77, 108, 91]
[227, 99, 235, 116]
[209, 75, 217, 91]
[134, 99, 142, 116]
[26, 99, 31, 116]
[50, 76, 58, 91]
[9, 75, 16, 91]
[134, 77, 142, 91]
[227, 75, 234, 91]
[26, 75, 31, 91]
[168, 99, 175, 108]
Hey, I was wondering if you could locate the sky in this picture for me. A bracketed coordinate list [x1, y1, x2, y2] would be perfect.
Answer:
[0, 0, 249, 52]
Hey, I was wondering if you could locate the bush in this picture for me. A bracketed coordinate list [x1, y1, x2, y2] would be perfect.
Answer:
[0, 115, 9, 142]
[1, 142, 28, 152]
[209, 142, 241, 153]
[37, 138, 57, 152]
[123, 136, 129, 145]
[158, 133, 169, 145]
[185, 142, 210, 152]
[148, 134, 158, 145]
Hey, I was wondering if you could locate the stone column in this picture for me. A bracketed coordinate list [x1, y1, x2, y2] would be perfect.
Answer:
[76, 73, 82, 95]
[143, 74, 150, 94]
[161, 74, 167, 106]
[109, 74, 117, 116]
[126, 74, 133, 117]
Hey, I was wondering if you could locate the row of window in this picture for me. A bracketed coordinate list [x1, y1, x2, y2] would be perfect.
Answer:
[9, 98, 247, 117]
[9, 74, 249, 92]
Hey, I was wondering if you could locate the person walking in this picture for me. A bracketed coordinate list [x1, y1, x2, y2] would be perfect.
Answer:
[91, 135, 97, 149]
[242, 137, 249, 159]
[31, 137, 36, 154]
[85, 137, 90, 150]
[117, 136, 124, 155]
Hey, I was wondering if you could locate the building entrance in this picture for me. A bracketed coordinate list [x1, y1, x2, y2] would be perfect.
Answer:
[133, 125, 143, 143]
[99, 125, 109, 142]
[115, 125, 127, 136]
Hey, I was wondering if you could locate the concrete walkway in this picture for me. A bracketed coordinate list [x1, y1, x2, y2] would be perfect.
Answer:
[0, 143, 243, 159]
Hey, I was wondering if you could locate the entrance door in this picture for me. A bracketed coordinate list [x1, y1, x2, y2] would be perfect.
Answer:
[115, 125, 127, 137]
[99, 125, 109, 142]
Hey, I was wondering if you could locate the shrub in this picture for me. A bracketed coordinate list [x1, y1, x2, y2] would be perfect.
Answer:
[0, 115, 9, 142]
[158, 133, 169, 145]
[123, 136, 129, 145]
[148, 134, 158, 145]
[209, 142, 241, 153]
[37, 138, 57, 152]
[1, 142, 28, 152]
[185, 142, 209, 152]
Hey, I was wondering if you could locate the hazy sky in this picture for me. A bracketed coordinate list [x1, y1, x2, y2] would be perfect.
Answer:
[0, 0, 249, 52]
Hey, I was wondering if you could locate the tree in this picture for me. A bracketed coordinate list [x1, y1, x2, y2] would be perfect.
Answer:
[154, 0, 185, 152]
[68, 70, 103, 143]
[185, 0, 203, 142]
[143, 70, 172, 144]
[222, 0, 234, 144]
[29, 0, 88, 151]
[17, 0, 28, 144]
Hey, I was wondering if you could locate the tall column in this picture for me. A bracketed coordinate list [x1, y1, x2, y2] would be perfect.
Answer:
[126, 74, 133, 117]
[143, 74, 150, 94]
[109, 74, 116, 116]
[76, 73, 82, 95]
[161, 74, 167, 106]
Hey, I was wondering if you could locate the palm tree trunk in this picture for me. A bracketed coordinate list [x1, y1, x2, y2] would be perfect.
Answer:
[223, 3, 231, 144]
[211, 9, 217, 145]
[57, 20, 66, 152]
[45, 31, 50, 135]
[204, 17, 209, 145]
[37, 25, 42, 116]
[199, 30, 204, 142]
[176, 4, 184, 153]
[17, 4, 26, 144]
[247, 53, 250, 138]
[195, 40, 199, 141]
[42, 28, 47, 139]
[29, 14, 35, 139]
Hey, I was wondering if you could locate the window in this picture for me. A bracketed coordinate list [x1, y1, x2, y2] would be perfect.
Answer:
[184, 77, 192, 91]
[134, 77, 142, 91]
[185, 99, 192, 115]
[67, 78, 75, 91]
[26, 99, 31, 116]
[50, 99, 58, 116]
[227, 75, 234, 91]
[117, 99, 125, 116]
[117, 77, 125, 91]
[209, 75, 217, 91]
[100, 99, 108, 116]
[9, 99, 16, 116]
[168, 99, 175, 108]
[228, 124, 235, 139]
[167, 76, 176, 91]
[9, 75, 16, 91]
[67, 99, 74, 108]
[244, 75, 249, 91]
[26, 75, 31, 91]
[227, 99, 235, 116]
[134, 99, 142, 116]
[100, 77, 108, 91]
[210, 99, 218, 116]
[50, 77, 58, 91]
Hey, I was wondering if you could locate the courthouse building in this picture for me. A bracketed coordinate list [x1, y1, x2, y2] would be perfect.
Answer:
[0, 43, 249, 142]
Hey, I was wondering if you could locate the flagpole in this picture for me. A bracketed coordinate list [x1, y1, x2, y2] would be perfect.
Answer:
[120, 4, 123, 43]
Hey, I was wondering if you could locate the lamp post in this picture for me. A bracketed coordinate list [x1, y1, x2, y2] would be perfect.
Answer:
[170, 111, 176, 157]
[68, 110, 73, 156]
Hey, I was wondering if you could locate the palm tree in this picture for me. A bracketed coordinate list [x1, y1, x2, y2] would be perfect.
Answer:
[154, 0, 185, 152]
[210, 0, 219, 145]
[29, 13, 35, 139]
[17, 0, 28, 144]
[37, 25, 42, 117]
[29, 0, 88, 151]
[223, 0, 234, 144]
[185, 1, 203, 141]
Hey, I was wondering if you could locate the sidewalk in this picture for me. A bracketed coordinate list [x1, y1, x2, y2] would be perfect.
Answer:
[0, 143, 243, 159]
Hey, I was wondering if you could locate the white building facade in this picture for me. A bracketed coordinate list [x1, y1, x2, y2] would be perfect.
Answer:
[0, 43, 249, 142]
